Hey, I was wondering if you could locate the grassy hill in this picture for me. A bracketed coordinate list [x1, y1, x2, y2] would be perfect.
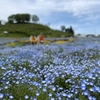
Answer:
[0, 23, 72, 38]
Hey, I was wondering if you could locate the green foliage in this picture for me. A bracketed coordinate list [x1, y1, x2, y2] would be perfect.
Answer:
[54, 76, 72, 89]
[10, 60, 31, 72]
[2, 83, 48, 100]
[77, 92, 87, 100]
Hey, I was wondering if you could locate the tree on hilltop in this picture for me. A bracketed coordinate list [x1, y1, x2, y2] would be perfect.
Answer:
[8, 13, 31, 23]
[61, 25, 66, 32]
[0, 20, 1, 25]
[15, 14, 30, 23]
[32, 15, 39, 23]
[65, 26, 74, 37]
[8, 14, 15, 23]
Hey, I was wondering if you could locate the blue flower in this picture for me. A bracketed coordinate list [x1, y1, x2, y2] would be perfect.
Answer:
[0, 93, 4, 99]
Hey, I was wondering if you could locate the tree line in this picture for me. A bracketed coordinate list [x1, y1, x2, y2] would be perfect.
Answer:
[8, 13, 39, 24]
[61, 25, 74, 36]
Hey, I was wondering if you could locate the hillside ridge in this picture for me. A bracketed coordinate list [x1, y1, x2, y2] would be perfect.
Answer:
[0, 23, 72, 38]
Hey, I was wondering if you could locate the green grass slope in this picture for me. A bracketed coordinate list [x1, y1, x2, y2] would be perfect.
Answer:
[0, 23, 71, 38]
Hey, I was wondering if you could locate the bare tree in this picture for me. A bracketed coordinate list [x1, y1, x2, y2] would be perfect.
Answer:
[61, 25, 66, 32]
[32, 15, 39, 23]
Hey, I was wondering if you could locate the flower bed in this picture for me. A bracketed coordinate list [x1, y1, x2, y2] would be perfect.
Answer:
[0, 38, 100, 100]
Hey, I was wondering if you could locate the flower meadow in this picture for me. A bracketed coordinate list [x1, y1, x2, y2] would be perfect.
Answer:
[0, 37, 100, 100]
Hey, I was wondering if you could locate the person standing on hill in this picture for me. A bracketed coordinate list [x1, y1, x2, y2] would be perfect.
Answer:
[29, 34, 37, 45]
[38, 33, 44, 44]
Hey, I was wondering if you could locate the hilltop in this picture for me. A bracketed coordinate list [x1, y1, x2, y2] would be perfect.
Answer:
[0, 23, 72, 38]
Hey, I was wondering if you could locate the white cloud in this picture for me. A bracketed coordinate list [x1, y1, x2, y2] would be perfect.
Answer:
[59, 0, 100, 20]
[0, 0, 100, 21]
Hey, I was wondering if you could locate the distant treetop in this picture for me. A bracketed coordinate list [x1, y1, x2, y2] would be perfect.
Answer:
[8, 13, 39, 24]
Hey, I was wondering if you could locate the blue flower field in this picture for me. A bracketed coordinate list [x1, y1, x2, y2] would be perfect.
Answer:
[0, 37, 100, 100]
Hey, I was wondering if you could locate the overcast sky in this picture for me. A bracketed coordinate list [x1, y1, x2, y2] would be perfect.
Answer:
[0, 0, 100, 35]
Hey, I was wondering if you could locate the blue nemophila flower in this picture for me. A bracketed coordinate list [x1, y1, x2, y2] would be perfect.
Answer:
[92, 97, 96, 100]
[9, 95, 14, 99]
[89, 82, 93, 86]
[49, 86, 56, 91]
[16, 81, 19, 85]
[88, 95, 93, 100]
[6, 81, 9, 85]
[52, 87, 56, 91]
[1, 66, 6, 70]
[30, 96, 34, 100]
[50, 97, 55, 100]
[97, 60, 100, 66]
[83, 90, 89, 96]
[81, 83, 86, 91]
[58, 87, 63, 91]
[95, 86, 100, 93]
[0, 93, 4, 99]
[32, 81, 39, 86]
[42, 80, 46, 84]
[29, 87, 33, 90]
[24, 95, 29, 99]
[89, 87, 96, 92]
[74, 98, 79, 100]
[82, 79, 88, 85]
[62, 93, 67, 97]
[67, 93, 73, 98]
[33, 98, 37, 100]
[42, 88, 47, 92]
[74, 89, 78, 94]
[5, 93, 9, 96]
[65, 79, 71, 83]
[98, 70, 100, 74]
[36, 91, 40, 96]
[48, 93, 52, 97]
[57, 97, 62, 100]
[44, 84, 47, 87]
[4, 86, 8, 89]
